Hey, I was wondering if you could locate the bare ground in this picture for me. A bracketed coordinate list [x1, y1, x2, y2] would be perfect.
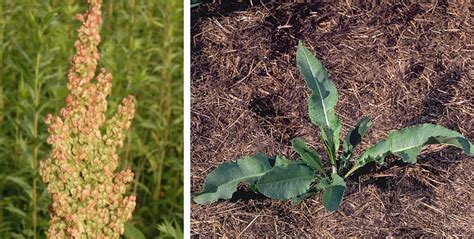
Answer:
[191, 1, 473, 237]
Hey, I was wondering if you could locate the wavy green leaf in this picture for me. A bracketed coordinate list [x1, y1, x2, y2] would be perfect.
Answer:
[193, 153, 273, 204]
[296, 41, 341, 165]
[322, 173, 346, 212]
[356, 124, 473, 167]
[292, 137, 326, 176]
[340, 117, 372, 169]
[257, 163, 314, 200]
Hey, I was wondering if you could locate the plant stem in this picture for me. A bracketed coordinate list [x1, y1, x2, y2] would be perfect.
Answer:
[31, 53, 41, 239]
[153, 1, 175, 200]
[0, 1, 4, 129]
[344, 165, 360, 179]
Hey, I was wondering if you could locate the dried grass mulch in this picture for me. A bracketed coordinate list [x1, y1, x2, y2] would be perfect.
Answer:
[191, 1, 473, 237]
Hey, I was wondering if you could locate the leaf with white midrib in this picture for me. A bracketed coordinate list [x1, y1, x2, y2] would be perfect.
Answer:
[296, 41, 341, 163]
[257, 163, 314, 200]
[300, 47, 330, 127]
[356, 123, 474, 166]
[258, 174, 313, 185]
[292, 137, 326, 175]
[193, 154, 273, 204]
[340, 117, 372, 170]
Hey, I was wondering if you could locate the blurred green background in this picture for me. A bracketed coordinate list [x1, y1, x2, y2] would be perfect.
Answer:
[0, 0, 183, 238]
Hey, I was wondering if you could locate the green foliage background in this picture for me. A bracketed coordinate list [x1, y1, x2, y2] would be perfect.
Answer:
[0, 0, 183, 238]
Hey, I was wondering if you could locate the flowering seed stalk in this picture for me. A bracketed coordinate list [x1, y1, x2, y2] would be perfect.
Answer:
[39, 0, 136, 238]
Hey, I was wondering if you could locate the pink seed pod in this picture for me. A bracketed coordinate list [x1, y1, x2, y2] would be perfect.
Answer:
[39, 0, 136, 237]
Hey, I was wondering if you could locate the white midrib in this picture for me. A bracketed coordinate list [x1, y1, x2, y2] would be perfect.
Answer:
[389, 133, 461, 154]
[212, 170, 314, 191]
[257, 175, 314, 185]
[392, 144, 421, 154]
[365, 143, 423, 159]
[302, 49, 330, 127]
[212, 172, 267, 190]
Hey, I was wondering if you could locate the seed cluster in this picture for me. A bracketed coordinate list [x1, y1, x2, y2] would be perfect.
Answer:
[39, 0, 136, 238]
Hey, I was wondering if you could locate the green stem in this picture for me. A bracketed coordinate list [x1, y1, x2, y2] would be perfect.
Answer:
[31, 53, 41, 239]
[0, 1, 4, 129]
[344, 165, 360, 179]
[338, 153, 351, 174]
[153, 0, 176, 200]
[323, 141, 333, 164]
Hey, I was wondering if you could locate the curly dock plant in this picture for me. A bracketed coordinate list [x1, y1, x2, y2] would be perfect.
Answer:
[194, 41, 473, 212]
[39, 0, 136, 237]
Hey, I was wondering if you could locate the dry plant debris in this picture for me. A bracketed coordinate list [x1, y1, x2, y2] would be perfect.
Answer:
[191, 2, 473, 237]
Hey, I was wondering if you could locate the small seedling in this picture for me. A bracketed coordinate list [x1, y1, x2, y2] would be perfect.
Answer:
[194, 41, 473, 212]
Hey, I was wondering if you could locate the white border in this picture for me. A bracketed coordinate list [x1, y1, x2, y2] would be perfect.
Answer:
[183, 0, 191, 237]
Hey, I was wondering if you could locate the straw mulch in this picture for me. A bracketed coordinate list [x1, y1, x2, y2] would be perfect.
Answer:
[191, 1, 473, 237]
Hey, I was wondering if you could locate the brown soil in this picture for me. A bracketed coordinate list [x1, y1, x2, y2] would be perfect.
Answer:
[191, 1, 473, 237]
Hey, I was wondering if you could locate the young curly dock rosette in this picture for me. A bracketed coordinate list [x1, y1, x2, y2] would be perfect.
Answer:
[39, 0, 136, 238]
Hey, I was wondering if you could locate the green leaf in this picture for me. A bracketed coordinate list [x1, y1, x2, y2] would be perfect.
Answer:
[2, 175, 32, 194]
[250, 184, 258, 193]
[356, 123, 474, 167]
[340, 117, 372, 169]
[296, 41, 341, 165]
[157, 220, 184, 239]
[257, 163, 314, 200]
[322, 173, 346, 212]
[191, 0, 201, 8]
[124, 223, 146, 239]
[292, 137, 326, 176]
[4, 204, 27, 218]
[275, 155, 293, 167]
[193, 153, 273, 204]
[317, 178, 331, 190]
[322, 186, 345, 212]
